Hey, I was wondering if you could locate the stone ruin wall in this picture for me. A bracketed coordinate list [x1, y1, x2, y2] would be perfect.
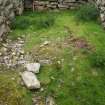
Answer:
[0, 0, 23, 41]
[95, 0, 105, 28]
[26, 0, 89, 10]
[29, 0, 105, 28]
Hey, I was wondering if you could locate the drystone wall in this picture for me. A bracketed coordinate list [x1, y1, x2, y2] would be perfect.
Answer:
[0, 0, 23, 41]
[95, 0, 105, 28]
[32, 0, 88, 11]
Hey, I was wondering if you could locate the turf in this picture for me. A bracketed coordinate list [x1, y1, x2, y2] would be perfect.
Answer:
[3, 10, 105, 105]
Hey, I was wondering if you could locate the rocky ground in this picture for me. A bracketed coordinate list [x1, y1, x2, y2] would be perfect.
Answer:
[0, 37, 57, 105]
[0, 37, 40, 87]
[0, 37, 26, 68]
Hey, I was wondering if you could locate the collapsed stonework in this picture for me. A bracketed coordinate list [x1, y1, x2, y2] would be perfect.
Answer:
[0, 0, 23, 41]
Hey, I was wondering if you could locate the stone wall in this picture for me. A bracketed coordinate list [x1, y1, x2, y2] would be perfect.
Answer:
[0, 0, 23, 41]
[30, 0, 105, 28]
[95, 0, 105, 28]
[32, 0, 88, 11]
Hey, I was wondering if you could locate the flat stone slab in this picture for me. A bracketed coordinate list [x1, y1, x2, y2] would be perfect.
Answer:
[25, 63, 40, 73]
[21, 71, 40, 89]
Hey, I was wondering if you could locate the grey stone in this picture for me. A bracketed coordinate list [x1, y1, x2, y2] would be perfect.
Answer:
[39, 59, 52, 65]
[46, 96, 55, 105]
[25, 63, 40, 73]
[21, 71, 41, 89]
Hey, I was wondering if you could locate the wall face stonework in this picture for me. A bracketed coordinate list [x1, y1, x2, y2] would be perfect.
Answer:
[0, 0, 23, 41]
[13, 0, 24, 15]
[95, 0, 105, 28]
[31, 0, 89, 11]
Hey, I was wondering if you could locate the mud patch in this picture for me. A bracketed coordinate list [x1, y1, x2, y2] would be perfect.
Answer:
[71, 37, 90, 48]
[65, 36, 93, 50]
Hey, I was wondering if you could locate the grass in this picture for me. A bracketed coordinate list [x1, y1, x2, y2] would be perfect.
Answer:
[0, 68, 32, 105]
[3, 10, 105, 105]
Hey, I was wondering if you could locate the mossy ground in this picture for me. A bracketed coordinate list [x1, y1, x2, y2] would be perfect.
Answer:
[1, 10, 105, 105]
[0, 68, 32, 105]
